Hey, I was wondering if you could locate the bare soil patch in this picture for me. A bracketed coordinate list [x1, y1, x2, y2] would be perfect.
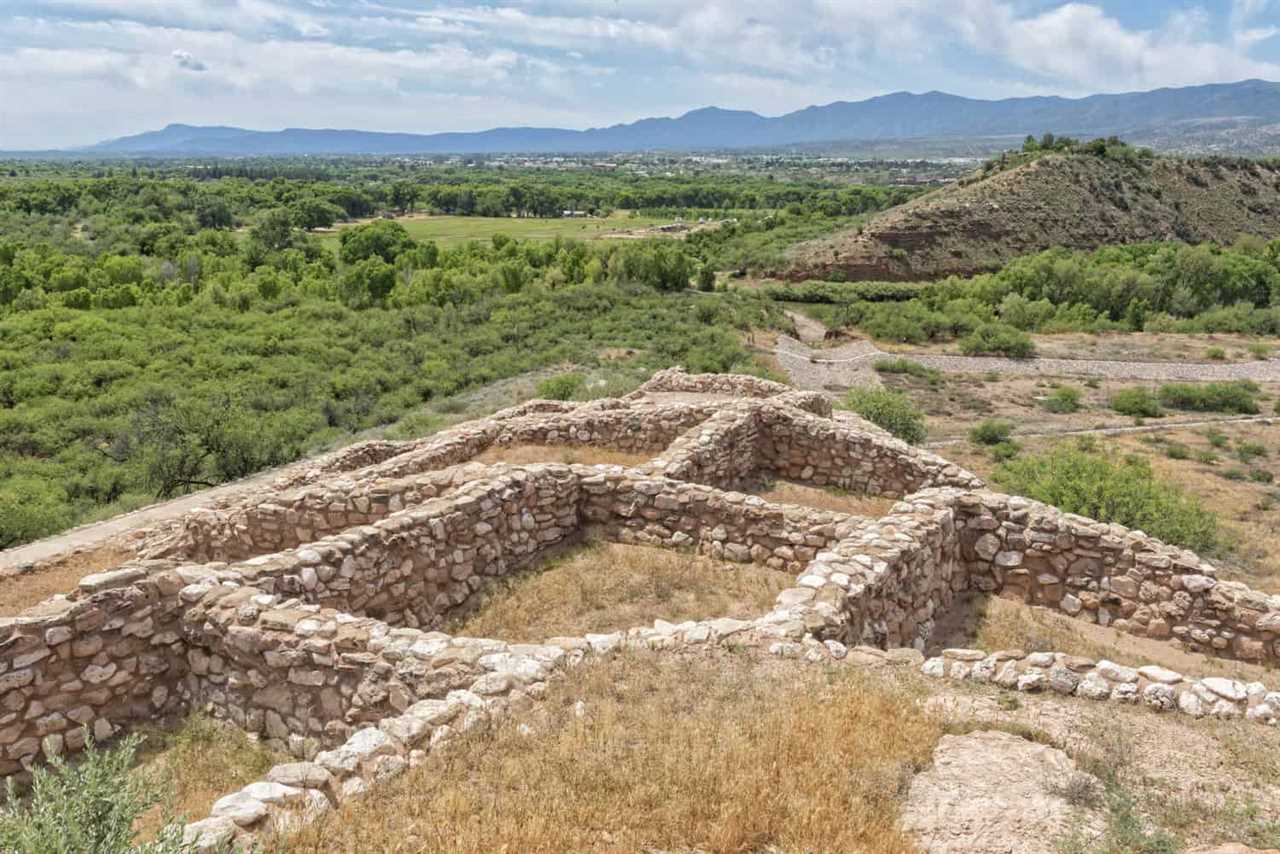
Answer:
[753, 479, 897, 517]
[448, 542, 790, 643]
[0, 542, 134, 615]
[471, 443, 654, 468]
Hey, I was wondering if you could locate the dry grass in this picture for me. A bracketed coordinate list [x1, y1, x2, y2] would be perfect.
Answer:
[449, 542, 789, 642]
[131, 714, 283, 839]
[0, 543, 134, 615]
[970, 595, 1274, 683]
[273, 652, 942, 854]
[472, 443, 653, 468]
[754, 479, 897, 517]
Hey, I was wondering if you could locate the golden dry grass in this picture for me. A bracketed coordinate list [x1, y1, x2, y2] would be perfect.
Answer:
[273, 652, 942, 854]
[755, 480, 897, 517]
[971, 595, 1274, 683]
[132, 715, 283, 839]
[0, 543, 134, 615]
[472, 443, 653, 468]
[449, 542, 789, 642]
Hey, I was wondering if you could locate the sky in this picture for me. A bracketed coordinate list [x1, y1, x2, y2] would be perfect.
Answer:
[2, 0, 1279, 149]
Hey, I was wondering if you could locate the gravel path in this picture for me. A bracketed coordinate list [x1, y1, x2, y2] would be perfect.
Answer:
[925, 413, 1277, 448]
[775, 325, 1280, 384]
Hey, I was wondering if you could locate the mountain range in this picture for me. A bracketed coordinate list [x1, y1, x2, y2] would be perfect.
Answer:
[76, 79, 1280, 157]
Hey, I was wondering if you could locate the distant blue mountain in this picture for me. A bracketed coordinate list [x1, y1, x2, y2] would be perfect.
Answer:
[81, 79, 1280, 156]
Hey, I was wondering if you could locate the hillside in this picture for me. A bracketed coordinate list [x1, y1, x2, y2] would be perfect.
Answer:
[785, 153, 1280, 282]
[75, 80, 1280, 156]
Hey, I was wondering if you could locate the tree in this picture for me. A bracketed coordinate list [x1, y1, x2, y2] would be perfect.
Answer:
[250, 207, 295, 252]
[389, 181, 420, 214]
[338, 219, 416, 265]
[290, 198, 344, 231]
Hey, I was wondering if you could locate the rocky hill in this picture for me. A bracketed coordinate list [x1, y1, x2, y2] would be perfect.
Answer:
[785, 153, 1280, 282]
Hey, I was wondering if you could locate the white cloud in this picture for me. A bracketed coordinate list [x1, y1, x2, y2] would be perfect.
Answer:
[1, 1, 1278, 149]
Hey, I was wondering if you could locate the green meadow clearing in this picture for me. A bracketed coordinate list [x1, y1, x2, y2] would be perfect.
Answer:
[316, 212, 673, 248]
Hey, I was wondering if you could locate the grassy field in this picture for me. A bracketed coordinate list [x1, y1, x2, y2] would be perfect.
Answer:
[317, 212, 672, 248]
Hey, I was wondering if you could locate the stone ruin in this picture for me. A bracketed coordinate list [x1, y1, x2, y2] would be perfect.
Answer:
[0, 367, 1277, 850]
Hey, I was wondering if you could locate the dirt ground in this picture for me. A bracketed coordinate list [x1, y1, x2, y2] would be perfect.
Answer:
[878, 331, 1276, 364]
[0, 543, 134, 615]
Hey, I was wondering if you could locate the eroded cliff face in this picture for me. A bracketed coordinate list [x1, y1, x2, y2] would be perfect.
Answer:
[785, 154, 1280, 282]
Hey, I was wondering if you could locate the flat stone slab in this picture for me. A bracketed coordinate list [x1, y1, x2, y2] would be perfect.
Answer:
[902, 730, 1103, 854]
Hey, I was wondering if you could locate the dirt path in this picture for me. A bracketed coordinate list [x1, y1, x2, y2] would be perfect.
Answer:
[925, 413, 1277, 448]
[775, 319, 1280, 383]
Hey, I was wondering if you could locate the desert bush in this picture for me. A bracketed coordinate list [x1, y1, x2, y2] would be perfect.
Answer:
[989, 440, 1021, 462]
[535, 373, 587, 401]
[1236, 441, 1269, 463]
[872, 357, 941, 384]
[1164, 442, 1190, 460]
[0, 734, 188, 854]
[969, 419, 1014, 446]
[1205, 346, 1227, 361]
[1248, 341, 1272, 360]
[1222, 467, 1248, 481]
[993, 447, 1219, 552]
[958, 323, 1035, 358]
[1158, 381, 1259, 414]
[1250, 469, 1275, 483]
[1043, 385, 1082, 413]
[1109, 388, 1162, 418]
[1193, 449, 1218, 464]
[1204, 429, 1229, 448]
[841, 388, 927, 445]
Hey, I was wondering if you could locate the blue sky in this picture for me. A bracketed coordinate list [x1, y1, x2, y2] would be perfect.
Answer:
[2, 0, 1279, 149]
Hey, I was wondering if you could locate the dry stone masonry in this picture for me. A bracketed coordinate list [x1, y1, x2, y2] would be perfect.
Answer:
[1, 368, 1277, 851]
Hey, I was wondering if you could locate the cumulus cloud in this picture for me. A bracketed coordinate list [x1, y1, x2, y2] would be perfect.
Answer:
[171, 48, 205, 71]
[1, 1, 1279, 149]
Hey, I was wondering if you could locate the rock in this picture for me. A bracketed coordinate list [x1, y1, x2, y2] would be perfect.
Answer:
[209, 791, 268, 827]
[901, 730, 1103, 854]
[182, 816, 238, 853]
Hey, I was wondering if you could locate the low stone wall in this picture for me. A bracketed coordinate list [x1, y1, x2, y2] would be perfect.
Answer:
[924, 647, 1280, 723]
[643, 408, 764, 488]
[951, 491, 1280, 666]
[0, 561, 191, 778]
[629, 366, 794, 399]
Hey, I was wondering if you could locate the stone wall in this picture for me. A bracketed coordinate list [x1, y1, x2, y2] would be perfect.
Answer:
[0, 562, 192, 778]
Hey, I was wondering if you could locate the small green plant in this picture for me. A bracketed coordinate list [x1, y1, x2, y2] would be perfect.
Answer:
[1248, 341, 1272, 360]
[872, 357, 942, 385]
[1158, 381, 1259, 414]
[536, 372, 587, 401]
[1236, 441, 1269, 463]
[984, 370, 1002, 383]
[1109, 388, 1162, 418]
[1203, 428, 1229, 448]
[1043, 385, 1082, 413]
[1250, 469, 1275, 484]
[989, 440, 1021, 462]
[0, 734, 188, 853]
[1222, 467, 1248, 481]
[841, 388, 927, 445]
[1163, 442, 1190, 461]
[969, 419, 1014, 446]
[959, 323, 1035, 358]
[1084, 377, 1101, 389]
[1193, 449, 1218, 465]
[1205, 346, 1227, 361]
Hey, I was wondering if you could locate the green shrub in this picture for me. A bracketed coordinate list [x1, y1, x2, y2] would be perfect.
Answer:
[872, 357, 941, 385]
[1163, 442, 1190, 460]
[841, 388, 927, 445]
[1203, 429, 1229, 448]
[1235, 440, 1269, 463]
[993, 448, 1219, 552]
[536, 373, 586, 401]
[958, 323, 1035, 358]
[1205, 346, 1227, 361]
[0, 734, 187, 853]
[1193, 449, 1218, 464]
[969, 419, 1014, 446]
[1043, 385, 1082, 413]
[1248, 341, 1272, 360]
[1222, 468, 1248, 481]
[1109, 388, 1162, 418]
[1249, 469, 1275, 484]
[989, 440, 1021, 462]
[1158, 381, 1259, 414]
[1084, 377, 1101, 389]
